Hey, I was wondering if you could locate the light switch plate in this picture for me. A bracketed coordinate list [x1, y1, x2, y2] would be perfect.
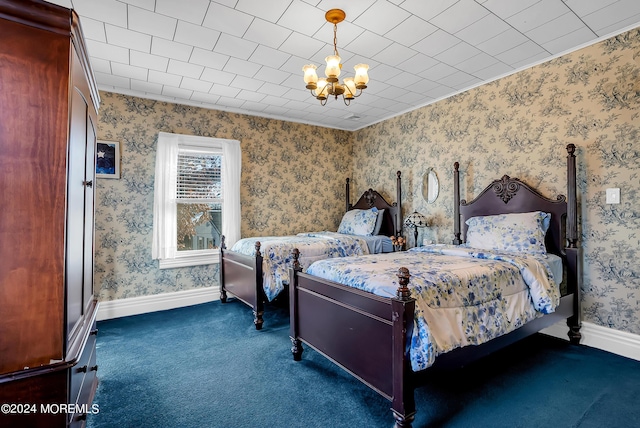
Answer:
[606, 188, 620, 204]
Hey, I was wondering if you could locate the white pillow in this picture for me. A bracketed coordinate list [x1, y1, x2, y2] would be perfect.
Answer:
[337, 207, 379, 236]
[465, 211, 550, 256]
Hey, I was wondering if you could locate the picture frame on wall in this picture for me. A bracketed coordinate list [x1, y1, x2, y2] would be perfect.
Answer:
[96, 140, 120, 179]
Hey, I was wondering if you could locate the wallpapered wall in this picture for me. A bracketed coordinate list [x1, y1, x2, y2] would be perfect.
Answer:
[352, 28, 640, 336]
[95, 27, 639, 336]
[95, 96, 351, 300]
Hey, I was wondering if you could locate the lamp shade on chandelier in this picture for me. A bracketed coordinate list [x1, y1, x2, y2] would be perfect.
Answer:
[302, 9, 370, 106]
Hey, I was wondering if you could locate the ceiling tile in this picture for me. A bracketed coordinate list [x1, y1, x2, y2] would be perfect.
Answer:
[200, 68, 236, 85]
[235, 0, 292, 23]
[412, 29, 461, 57]
[189, 48, 230, 70]
[343, 30, 393, 58]
[167, 59, 204, 79]
[80, 16, 107, 43]
[476, 28, 529, 56]
[162, 86, 193, 99]
[481, 0, 540, 20]
[506, 0, 572, 34]
[190, 91, 221, 104]
[248, 45, 292, 69]
[86, 39, 129, 63]
[495, 40, 547, 66]
[244, 18, 292, 49]
[209, 84, 242, 98]
[131, 79, 163, 94]
[435, 41, 482, 67]
[455, 13, 511, 45]
[372, 43, 417, 67]
[399, 0, 459, 21]
[151, 37, 193, 62]
[180, 77, 213, 93]
[105, 24, 152, 53]
[352, 0, 411, 36]
[130, 50, 169, 72]
[526, 12, 588, 46]
[128, 6, 177, 40]
[429, 0, 489, 34]
[213, 33, 259, 60]
[111, 62, 148, 80]
[230, 75, 265, 91]
[174, 21, 220, 51]
[540, 26, 595, 55]
[277, 1, 325, 36]
[148, 69, 183, 87]
[253, 66, 291, 84]
[72, 0, 127, 27]
[223, 57, 262, 78]
[279, 32, 326, 58]
[384, 15, 438, 46]
[202, 3, 254, 38]
[155, 0, 210, 25]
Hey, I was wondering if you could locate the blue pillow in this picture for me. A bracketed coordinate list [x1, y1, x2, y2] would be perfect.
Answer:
[465, 211, 551, 256]
[338, 207, 379, 236]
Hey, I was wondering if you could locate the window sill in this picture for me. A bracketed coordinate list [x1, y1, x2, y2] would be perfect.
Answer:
[158, 251, 220, 269]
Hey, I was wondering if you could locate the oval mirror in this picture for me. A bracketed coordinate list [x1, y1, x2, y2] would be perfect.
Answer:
[422, 168, 439, 203]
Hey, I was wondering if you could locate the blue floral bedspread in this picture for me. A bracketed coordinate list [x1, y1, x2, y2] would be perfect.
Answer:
[305, 244, 560, 371]
[230, 232, 370, 301]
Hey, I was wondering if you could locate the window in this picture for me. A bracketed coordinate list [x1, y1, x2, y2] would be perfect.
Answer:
[152, 132, 241, 269]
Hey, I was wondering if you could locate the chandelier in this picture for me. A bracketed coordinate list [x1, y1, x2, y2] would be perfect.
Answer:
[302, 9, 370, 106]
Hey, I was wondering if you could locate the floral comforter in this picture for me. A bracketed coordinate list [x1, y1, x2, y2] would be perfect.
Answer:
[305, 244, 560, 371]
[230, 232, 370, 301]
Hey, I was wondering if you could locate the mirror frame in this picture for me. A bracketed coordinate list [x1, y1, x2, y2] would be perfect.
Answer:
[422, 167, 439, 204]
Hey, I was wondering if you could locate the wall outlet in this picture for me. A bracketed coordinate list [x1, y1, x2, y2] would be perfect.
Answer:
[605, 188, 620, 204]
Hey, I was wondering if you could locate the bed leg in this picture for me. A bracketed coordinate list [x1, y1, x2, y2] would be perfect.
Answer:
[291, 337, 303, 361]
[253, 310, 264, 330]
[568, 320, 581, 345]
[220, 235, 228, 303]
[392, 410, 415, 428]
[220, 289, 227, 303]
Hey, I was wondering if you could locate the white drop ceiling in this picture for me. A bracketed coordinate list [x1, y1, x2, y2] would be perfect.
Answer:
[44, 0, 640, 131]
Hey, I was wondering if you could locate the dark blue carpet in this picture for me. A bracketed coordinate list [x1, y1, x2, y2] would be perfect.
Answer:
[87, 300, 640, 428]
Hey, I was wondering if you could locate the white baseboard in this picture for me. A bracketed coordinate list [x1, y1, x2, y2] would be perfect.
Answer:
[541, 321, 640, 361]
[96, 287, 220, 321]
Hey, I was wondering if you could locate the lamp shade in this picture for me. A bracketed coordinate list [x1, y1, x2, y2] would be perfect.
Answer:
[404, 211, 429, 228]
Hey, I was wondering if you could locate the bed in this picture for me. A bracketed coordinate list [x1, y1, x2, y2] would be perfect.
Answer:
[288, 145, 581, 427]
[219, 171, 402, 330]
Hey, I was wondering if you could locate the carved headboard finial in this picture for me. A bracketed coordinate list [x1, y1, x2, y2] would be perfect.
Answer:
[364, 188, 377, 207]
[493, 175, 521, 204]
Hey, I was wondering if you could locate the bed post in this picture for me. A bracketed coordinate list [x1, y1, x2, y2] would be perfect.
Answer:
[453, 162, 462, 245]
[391, 267, 416, 428]
[253, 242, 264, 330]
[565, 144, 582, 344]
[289, 249, 303, 361]
[346, 177, 352, 212]
[220, 235, 227, 303]
[396, 171, 402, 237]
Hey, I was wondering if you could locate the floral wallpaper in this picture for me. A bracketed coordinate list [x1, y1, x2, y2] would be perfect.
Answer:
[95, 95, 352, 301]
[352, 28, 640, 336]
[95, 27, 639, 337]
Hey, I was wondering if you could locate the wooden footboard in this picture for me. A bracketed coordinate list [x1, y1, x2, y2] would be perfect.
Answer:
[289, 264, 417, 427]
[220, 239, 265, 329]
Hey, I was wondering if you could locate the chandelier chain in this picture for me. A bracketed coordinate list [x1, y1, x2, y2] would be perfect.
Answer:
[333, 23, 339, 57]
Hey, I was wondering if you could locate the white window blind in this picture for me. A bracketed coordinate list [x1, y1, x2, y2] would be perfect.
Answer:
[177, 151, 222, 202]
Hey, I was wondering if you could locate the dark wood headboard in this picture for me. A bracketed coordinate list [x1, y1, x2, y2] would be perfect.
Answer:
[346, 171, 402, 237]
[453, 144, 578, 260]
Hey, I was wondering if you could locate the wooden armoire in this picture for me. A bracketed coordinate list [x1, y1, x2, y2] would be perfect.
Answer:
[0, 0, 100, 426]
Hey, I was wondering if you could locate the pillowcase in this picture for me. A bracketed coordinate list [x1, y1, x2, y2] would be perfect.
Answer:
[337, 207, 379, 236]
[465, 211, 551, 256]
[372, 209, 385, 235]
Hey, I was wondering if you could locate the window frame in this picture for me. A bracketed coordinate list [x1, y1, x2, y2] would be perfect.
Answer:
[152, 133, 240, 269]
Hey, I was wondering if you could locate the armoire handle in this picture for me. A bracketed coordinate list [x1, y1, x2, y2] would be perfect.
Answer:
[83, 180, 93, 187]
